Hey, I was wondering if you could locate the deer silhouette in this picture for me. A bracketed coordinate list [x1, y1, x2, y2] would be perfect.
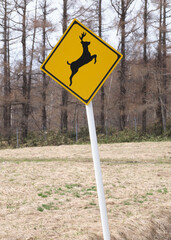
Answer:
[67, 32, 97, 86]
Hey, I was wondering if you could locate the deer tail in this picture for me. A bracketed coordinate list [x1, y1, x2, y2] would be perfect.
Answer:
[67, 61, 71, 65]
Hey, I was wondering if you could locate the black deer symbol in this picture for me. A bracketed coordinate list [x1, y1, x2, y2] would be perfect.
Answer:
[67, 32, 97, 86]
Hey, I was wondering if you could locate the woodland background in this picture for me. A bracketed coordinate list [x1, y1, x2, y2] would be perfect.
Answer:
[0, 0, 171, 147]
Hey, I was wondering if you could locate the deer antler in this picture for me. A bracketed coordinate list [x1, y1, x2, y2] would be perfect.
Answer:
[79, 32, 86, 41]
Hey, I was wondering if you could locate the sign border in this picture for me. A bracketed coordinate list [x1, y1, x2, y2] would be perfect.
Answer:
[40, 19, 123, 105]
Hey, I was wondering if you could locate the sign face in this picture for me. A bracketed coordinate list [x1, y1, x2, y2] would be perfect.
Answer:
[40, 19, 122, 105]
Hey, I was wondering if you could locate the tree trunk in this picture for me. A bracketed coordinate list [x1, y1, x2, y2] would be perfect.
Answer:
[156, 0, 167, 133]
[61, 0, 68, 131]
[21, 0, 29, 140]
[159, 95, 166, 132]
[119, 0, 126, 131]
[142, 0, 148, 133]
[3, 0, 11, 141]
[98, 0, 105, 132]
[111, 0, 135, 131]
[162, 0, 167, 131]
[42, 0, 48, 131]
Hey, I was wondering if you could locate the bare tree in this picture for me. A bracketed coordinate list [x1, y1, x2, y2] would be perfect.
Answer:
[142, 0, 148, 133]
[61, 0, 68, 131]
[14, 0, 29, 139]
[41, 0, 48, 132]
[155, 0, 169, 132]
[98, 0, 105, 132]
[111, 0, 135, 130]
[37, 0, 55, 132]
[1, 0, 12, 140]
[0, 0, 170, 145]
[13, 0, 38, 140]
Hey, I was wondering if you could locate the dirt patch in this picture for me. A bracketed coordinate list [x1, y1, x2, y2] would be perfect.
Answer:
[0, 142, 171, 239]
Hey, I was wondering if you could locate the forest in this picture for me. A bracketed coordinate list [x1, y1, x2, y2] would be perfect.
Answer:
[0, 0, 171, 147]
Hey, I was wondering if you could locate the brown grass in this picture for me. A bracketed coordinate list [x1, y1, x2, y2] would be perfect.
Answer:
[0, 142, 171, 239]
[0, 141, 170, 161]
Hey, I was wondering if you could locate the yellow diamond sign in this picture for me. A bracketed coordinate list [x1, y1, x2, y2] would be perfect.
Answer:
[40, 19, 122, 105]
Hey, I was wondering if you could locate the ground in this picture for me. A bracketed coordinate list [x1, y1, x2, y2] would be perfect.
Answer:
[0, 142, 171, 240]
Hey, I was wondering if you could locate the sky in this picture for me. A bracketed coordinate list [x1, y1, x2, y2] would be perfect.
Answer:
[46, 0, 171, 59]
[1, 0, 171, 67]
[45, 0, 142, 51]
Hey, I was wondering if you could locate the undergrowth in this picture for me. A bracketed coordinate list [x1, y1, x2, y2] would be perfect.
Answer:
[0, 123, 170, 149]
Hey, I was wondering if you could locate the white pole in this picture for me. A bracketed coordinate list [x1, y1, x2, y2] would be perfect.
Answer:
[86, 101, 110, 240]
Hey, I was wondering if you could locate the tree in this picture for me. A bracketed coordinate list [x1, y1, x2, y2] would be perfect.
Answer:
[21, 0, 28, 139]
[61, 0, 68, 131]
[1, 0, 11, 140]
[14, 0, 38, 140]
[98, 0, 105, 132]
[111, 0, 135, 130]
[142, 0, 148, 133]
[155, 0, 169, 132]
[37, 0, 55, 132]
[41, 0, 48, 132]
[14, 0, 29, 139]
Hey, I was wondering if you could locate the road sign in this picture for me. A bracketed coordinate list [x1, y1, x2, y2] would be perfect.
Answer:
[40, 19, 122, 105]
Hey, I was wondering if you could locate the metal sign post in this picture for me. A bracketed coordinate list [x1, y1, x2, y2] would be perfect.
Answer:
[86, 101, 110, 240]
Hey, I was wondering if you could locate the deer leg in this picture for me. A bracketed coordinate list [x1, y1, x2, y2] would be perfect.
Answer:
[91, 54, 97, 64]
[69, 73, 74, 86]
[69, 75, 73, 86]
[69, 69, 78, 86]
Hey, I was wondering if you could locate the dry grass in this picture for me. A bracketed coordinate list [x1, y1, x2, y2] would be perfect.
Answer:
[0, 142, 171, 240]
[0, 141, 170, 161]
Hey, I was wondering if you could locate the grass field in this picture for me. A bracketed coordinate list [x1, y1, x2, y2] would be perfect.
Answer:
[0, 142, 171, 240]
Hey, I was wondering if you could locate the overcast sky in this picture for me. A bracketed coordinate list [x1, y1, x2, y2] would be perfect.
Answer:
[3, 0, 171, 66]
